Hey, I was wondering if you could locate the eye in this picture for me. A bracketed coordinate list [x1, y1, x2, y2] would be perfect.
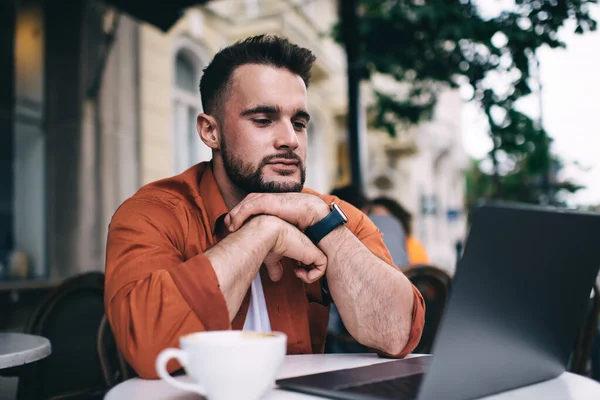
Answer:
[293, 121, 307, 130]
[252, 118, 272, 126]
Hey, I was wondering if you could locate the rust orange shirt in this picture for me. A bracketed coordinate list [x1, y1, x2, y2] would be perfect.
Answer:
[105, 162, 425, 379]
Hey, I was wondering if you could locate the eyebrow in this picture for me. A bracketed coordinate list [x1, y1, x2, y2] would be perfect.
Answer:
[240, 105, 278, 117]
[295, 109, 311, 122]
[240, 105, 311, 122]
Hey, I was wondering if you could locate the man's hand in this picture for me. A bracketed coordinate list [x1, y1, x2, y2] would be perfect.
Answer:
[225, 193, 330, 232]
[253, 215, 327, 284]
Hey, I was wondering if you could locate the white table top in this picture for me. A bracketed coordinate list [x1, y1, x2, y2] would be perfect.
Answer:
[0, 332, 52, 369]
[105, 353, 600, 400]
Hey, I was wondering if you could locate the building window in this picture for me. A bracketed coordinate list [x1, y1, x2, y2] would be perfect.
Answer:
[173, 49, 211, 174]
[175, 53, 196, 90]
[305, 115, 328, 193]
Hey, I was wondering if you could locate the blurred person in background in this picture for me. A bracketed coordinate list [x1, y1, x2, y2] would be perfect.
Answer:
[367, 197, 430, 265]
[329, 184, 369, 211]
[330, 186, 409, 267]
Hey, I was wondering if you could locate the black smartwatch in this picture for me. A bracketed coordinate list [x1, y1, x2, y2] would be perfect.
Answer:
[305, 202, 348, 245]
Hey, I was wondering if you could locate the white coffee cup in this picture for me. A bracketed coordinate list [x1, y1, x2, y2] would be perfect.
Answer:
[156, 330, 287, 400]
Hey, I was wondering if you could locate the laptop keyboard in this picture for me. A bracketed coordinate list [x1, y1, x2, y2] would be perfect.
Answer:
[339, 373, 425, 399]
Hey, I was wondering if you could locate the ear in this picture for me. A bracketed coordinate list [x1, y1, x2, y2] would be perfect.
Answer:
[197, 113, 221, 150]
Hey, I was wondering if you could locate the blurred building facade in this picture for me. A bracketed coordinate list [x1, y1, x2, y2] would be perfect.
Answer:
[2, 0, 467, 281]
[362, 90, 468, 275]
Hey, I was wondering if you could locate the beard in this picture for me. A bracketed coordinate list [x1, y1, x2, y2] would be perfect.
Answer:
[221, 137, 306, 193]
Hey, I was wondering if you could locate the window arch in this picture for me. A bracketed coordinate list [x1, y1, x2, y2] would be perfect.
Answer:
[305, 113, 328, 193]
[175, 52, 197, 92]
[172, 41, 212, 174]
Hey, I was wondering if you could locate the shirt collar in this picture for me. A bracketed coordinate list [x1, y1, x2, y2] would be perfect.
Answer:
[197, 162, 229, 235]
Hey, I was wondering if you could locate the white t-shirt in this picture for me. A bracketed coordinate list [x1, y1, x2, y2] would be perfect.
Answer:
[242, 272, 272, 332]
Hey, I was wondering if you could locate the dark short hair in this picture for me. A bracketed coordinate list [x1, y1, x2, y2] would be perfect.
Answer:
[370, 197, 413, 236]
[199, 34, 316, 117]
[330, 185, 369, 210]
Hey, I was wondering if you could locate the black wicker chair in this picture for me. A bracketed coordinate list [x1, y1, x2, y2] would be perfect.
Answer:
[404, 264, 452, 354]
[17, 272, 111, 400]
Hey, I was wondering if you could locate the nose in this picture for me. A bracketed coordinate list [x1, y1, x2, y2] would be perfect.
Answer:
[273, 120, 299, 150]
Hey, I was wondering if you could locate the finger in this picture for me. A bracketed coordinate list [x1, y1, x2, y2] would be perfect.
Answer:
[294, 268, 308, 282]
[274, 225, 327, 276]
[263, 251, 284, 282]
[307, 264, 327, 282]
[294, 265, 326, 284]
[265, 260, 284, 282]
[228, 194, 271, 231]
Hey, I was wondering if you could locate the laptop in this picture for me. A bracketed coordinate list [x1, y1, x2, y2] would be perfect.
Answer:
[277, 202, 600, 400]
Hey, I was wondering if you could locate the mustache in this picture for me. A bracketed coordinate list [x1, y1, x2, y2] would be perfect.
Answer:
[261, 153, 304, 167]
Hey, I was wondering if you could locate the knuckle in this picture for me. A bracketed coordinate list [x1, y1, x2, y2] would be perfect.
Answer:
[318, 253, 327, 264]
[238, 203, 249, 215]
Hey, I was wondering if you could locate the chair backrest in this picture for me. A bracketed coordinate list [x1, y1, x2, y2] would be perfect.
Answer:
[97, 313, 136, 386]
[571, 282, 600, 375]
[18, 272, 108, 400]
[404, 264, 452, 354]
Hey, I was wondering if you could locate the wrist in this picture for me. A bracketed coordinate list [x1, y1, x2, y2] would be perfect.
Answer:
[305, 201, 348, 246]
[319, 225, 346, 248]
[245, 215, 280, 250]
[309, 199, 331, 226]
[318, 224, 347, 249]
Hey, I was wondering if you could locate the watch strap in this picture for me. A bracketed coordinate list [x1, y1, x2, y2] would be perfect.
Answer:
[305, 205, 347, 245]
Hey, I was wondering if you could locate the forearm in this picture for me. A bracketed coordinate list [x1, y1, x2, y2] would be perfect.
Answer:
[222, 192, 420, 353]
[206, 217, 275, 321]
[321, 227, 415, 354]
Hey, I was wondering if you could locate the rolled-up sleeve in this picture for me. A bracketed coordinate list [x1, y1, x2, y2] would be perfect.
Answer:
[376, 285, 425, 358]
[105, 198, 229, 379]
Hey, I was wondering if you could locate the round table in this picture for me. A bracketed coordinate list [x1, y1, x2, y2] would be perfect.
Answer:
[105, 353, 600, 400]
[0, 332, 51, 370]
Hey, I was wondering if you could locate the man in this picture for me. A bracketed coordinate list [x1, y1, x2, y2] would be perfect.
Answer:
[105, 34, 425, 379]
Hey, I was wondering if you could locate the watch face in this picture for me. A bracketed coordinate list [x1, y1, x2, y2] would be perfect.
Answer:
[332, 203, 349, 223]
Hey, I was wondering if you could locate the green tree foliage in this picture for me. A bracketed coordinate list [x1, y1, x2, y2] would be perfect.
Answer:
[334, 0, 596, 203]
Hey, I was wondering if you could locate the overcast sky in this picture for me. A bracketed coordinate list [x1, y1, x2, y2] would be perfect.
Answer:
[462, 2, 600, 207]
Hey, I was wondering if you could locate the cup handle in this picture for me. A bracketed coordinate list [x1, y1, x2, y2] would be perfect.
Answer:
[155, 348, 206, 396]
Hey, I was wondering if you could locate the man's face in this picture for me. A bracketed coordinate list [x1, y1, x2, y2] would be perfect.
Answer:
[218, 64, 309, 193]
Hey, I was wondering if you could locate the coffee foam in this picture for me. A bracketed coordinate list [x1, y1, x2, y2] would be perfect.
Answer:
[182, 330, 282, 345]
[240, 332, 279, 339]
